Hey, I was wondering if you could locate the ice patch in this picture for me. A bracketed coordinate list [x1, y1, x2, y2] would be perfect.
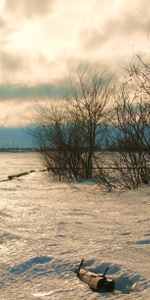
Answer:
[120, 231, 131, 236]
[128, 239, 150, 245]
[0, 232, 20, 243]
[88, 262, 120, 275]
[135, 239, 150, 245]
[115, 273, 150, 294]
[10, 256, 53, 275]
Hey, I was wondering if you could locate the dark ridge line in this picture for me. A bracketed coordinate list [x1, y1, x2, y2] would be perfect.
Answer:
[8, 170, 35, 180]
[0, 168, 50, 183]
[0, 170, 36, 182]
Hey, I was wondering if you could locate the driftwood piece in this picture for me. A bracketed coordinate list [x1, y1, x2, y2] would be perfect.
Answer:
[76, 259, 115, 293]
[0, 170, 36, 183]
[8, 170, 35, 180]
[8, 172, 29, 180]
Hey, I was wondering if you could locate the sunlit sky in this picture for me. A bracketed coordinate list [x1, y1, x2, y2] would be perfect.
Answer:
[0, 0, 150, 127]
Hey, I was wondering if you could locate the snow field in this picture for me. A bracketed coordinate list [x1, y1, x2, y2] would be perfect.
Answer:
[0, 153, 150, 299]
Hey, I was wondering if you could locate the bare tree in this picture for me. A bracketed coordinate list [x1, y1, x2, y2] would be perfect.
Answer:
[65, 66, 113, 178]
[128, 52, 150, 158]
[110, 81, 150, 189]
[33, 65, 113, 182]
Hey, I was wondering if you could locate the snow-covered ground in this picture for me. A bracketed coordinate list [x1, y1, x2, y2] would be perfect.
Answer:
[0, 152, 150, 299]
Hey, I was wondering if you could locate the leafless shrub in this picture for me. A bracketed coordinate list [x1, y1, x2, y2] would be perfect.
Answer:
[110, 80, 150, 189]
[93, 152, 117, 191]
[33, 65, 113, 182]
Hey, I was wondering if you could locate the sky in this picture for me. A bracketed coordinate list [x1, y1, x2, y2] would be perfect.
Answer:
[0, 0, 150, 128]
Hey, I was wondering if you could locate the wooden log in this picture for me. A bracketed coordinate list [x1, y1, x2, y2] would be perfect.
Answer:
[8, 172, 29, 180]
[76, 260, 115, 293]
[8, 170, 35, 180]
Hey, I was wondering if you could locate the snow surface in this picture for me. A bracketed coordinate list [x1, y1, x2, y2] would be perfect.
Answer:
[0, 152, 150, 299]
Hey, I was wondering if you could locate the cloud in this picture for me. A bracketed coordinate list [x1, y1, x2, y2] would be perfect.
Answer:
[0, 99, 34, 127]
[0, 78, 74, 100]
[0, 0, 150, 128]
[0, 16, 6, 28]
[0, 0, 150, 88]
[0, 50, 29, 84]
[0, 51, 24, 71]
[81, 0, 150, 50]
[0, 98, 66, 127]
[0, 83, 58, 99]
[5, 0, 54, 17]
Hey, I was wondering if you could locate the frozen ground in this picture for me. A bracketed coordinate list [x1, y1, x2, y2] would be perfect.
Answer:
[0, 152, 150, 299]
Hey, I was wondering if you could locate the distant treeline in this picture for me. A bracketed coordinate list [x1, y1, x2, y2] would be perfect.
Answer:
[0, 147, 35, 153]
